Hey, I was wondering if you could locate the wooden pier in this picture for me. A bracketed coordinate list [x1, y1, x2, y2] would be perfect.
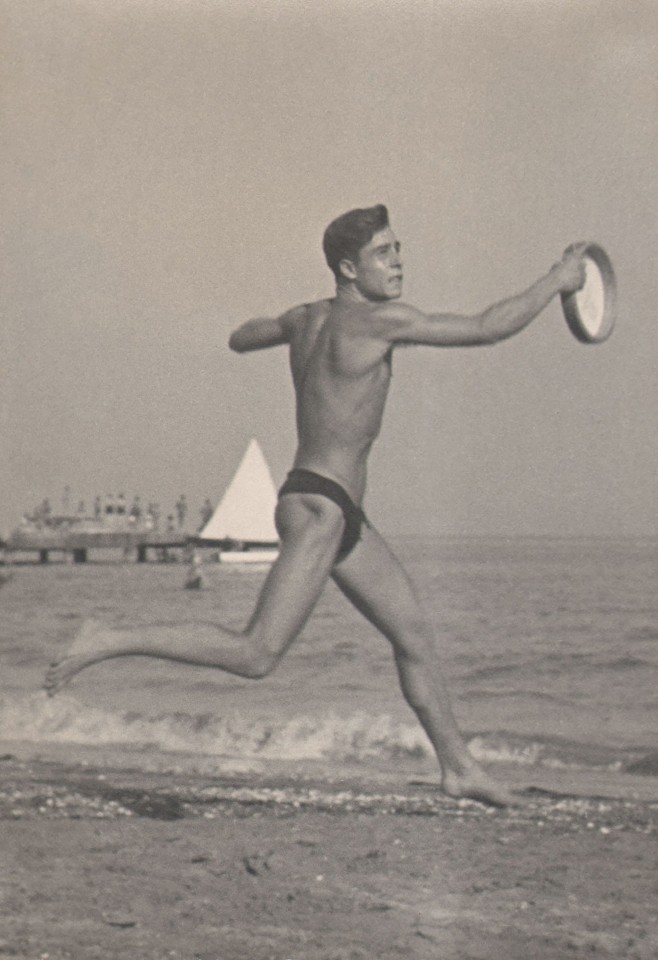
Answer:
[2, 529, 189, 564]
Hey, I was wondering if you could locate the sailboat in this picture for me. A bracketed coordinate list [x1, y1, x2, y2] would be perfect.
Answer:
[197, 439, 279, 564]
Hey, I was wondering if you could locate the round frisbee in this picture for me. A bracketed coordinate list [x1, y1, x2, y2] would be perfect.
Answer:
[561, 243, 617, 344]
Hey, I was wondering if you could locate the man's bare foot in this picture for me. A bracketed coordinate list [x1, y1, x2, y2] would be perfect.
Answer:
[44, 619, 107, 697]
[441, 765, 519, 808]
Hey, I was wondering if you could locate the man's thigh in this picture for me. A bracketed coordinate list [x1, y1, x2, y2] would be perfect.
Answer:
[247, 494, 345, 647]
[331, 521, 431, 648]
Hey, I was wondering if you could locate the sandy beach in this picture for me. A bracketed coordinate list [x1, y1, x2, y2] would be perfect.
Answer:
[1, 548, 657, 958]
[1, 745, 657, 960]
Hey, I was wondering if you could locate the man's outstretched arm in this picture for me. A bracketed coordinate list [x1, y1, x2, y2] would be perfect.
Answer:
[382, 247, 587, 348]
[229, 304, 305, 353]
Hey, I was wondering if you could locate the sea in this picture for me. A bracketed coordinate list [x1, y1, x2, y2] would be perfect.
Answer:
[1, 536, 657, 799]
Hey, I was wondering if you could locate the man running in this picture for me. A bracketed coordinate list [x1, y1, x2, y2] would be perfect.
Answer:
[45, 205, 586, 806]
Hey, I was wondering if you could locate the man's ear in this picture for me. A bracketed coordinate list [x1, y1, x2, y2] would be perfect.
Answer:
[338, 258, 357, 281]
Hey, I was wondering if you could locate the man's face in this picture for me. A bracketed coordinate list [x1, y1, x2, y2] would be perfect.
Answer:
[347, 227, 403, 301]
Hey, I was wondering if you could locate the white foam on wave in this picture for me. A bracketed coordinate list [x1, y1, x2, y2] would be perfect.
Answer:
[0, 693, 432, 763]
[468, 734, 543, 766]
[0, 694, 638, 774]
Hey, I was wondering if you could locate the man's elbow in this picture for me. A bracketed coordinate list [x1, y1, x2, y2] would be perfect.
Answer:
[228, 329, 248, 352]
[470, 314, 499, 346]
[479, 329, 500, 346]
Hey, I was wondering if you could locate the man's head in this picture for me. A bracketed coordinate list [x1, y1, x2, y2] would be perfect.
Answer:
[322, 205, 403, 301]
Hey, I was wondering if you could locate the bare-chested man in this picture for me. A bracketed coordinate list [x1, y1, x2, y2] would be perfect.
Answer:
[45, 205, 586, 806]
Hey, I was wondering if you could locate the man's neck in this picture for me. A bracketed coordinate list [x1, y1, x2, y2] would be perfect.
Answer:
[335, 283, 373, 306]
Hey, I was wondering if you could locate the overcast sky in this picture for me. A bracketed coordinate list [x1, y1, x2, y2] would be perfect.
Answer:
[2, 0, 657, 538]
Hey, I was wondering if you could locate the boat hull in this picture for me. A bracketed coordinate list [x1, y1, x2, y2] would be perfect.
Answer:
[219, 548, 279, 565]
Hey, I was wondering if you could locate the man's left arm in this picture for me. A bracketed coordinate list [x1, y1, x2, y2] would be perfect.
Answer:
[379, 247, 587, 348]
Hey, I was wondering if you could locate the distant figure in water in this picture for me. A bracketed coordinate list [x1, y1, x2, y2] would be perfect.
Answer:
[184, 549, 205, 590]
[45, 205, 587, 807]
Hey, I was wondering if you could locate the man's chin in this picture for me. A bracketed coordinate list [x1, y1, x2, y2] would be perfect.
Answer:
[371, 291, 402, 302]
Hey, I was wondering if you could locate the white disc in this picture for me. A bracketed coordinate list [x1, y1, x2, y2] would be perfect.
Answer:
[561, 243, 617, 344]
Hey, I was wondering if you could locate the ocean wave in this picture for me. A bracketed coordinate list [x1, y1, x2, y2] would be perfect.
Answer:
[601, 655, 655, 671]
[461, 662, 529, 682]
[461, 651, 599, 684]
[467, 731, 628, 772]
[2, 694, 654, 777]
[624, 625, 658, 642]
[461, 651, 658, 689]
[0, 694, 430, 763]
[624, 753, 658, 777]
[460, 689, 573, 706]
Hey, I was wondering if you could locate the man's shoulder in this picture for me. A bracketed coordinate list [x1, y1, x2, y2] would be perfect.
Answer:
[307, 298, 334, 318]
[371, 299, 423, 321]
[362, 300, 426, 340]
[320, 298, 426, 343]
[283, 299, 333, 323]
[329, 299, 419, 321]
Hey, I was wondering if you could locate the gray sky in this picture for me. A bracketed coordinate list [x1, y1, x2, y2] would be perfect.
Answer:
[2, 0, 657, 538]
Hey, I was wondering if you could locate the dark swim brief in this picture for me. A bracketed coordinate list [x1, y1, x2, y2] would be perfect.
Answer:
[278, 468, 369, 563]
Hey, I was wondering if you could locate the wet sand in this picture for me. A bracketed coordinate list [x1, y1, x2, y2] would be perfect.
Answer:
[1, 751, 657, 960]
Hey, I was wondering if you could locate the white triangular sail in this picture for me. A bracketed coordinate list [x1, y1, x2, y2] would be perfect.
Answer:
[200, 439, 278, 543]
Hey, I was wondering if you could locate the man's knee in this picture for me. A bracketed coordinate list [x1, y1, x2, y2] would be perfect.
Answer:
[240, 638, 282, 679]
[393, 626, 436, 681]
[391, 613, 434, 658]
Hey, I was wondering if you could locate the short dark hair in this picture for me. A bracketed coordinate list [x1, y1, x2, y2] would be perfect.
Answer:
[322, 204, 389, 279]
